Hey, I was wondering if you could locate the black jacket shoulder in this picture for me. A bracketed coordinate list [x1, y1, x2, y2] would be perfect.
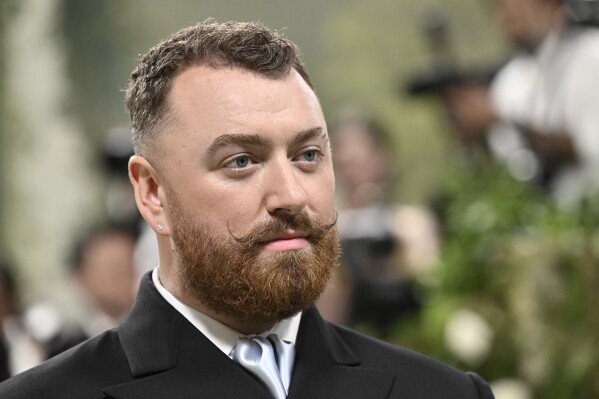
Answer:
[0, 329, 131, 399]
[328, 322, 495, 399]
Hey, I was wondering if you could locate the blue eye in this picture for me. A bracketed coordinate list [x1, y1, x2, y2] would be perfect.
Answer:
[225, 155, 254, 170]
[234, 156, 251, 168]
[303, 150, 317, 162]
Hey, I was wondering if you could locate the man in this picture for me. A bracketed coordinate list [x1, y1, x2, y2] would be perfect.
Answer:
[322, 112, 439, 336]
[41, 224, 140, 359]
[448, 0, 599, 206]
[70, 224, 138, 338]
[0, 20, 494, 398]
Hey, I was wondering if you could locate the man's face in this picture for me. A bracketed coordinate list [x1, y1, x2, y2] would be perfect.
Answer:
[333, 125, 389, 198]
[155, 66, 338, 324]
[494, 0, 560, 51]
[79, 233, 137, 319]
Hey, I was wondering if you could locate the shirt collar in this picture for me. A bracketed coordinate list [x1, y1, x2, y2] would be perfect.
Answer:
[151, 267, 302, 356]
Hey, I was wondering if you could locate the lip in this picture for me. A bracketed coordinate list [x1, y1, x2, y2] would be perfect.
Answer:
[261, 231, 309, 251]
[265, 231, 307, 241]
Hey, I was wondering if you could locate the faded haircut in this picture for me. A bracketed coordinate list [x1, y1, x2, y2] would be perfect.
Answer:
[124, 20, 314, 156]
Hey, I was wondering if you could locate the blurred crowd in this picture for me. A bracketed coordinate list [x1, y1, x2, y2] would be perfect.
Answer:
[1, 0, 598, 397]
[0, 124, 154, 380]
[0, 224, 138, 380]
[412, 0, 599, 208]
[316, 110, 440, 338]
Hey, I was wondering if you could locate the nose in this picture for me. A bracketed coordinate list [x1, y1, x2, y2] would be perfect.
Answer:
[264, 159, 308, 217]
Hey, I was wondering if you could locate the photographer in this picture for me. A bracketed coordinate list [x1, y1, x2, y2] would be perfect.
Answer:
[323, 112, 439, 337]
[448, 0, 599, 206]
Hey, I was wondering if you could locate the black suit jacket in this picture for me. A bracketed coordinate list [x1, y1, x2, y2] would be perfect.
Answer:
[0, 274, 494, 398]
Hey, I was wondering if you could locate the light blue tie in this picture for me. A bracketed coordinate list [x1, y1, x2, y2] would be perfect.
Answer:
[232, 334, 295, 399]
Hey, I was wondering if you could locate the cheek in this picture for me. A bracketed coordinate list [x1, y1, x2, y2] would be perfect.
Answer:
[307, 170, 336, 212]
[183, 179, 263, 227]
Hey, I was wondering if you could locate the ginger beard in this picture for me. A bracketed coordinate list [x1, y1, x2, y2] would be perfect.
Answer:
[168, 194, 340, 325]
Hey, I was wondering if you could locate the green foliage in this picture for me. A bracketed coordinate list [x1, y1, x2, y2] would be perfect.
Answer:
[385, 160, 599, 398]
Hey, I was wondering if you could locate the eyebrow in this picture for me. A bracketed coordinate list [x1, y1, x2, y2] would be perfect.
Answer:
[206, 126, 327, 156]
[290, 127, 327, 148]
[207, 134, 268, 156]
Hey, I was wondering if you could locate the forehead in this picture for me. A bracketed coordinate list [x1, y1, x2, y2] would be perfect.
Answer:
[165, 65, 325, 145]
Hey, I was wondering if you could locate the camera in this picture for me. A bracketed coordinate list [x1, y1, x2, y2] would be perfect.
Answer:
[566, 0, 599, 26]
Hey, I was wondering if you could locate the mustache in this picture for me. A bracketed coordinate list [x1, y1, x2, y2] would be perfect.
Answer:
[227, 211, 338, 250]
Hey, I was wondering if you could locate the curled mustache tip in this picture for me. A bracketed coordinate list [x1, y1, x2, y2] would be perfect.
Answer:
[227, 219, 244, 244]
[325, 210, 339, 231]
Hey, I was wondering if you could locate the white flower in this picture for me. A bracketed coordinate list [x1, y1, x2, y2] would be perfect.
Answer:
[490, 378, 533, 399]
[444, 308, 494, 366]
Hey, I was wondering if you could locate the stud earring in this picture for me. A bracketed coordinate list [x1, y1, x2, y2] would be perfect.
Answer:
[157, 224, 164, 232]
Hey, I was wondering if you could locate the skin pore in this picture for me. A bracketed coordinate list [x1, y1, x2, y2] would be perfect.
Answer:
[129, 66, 338, 334]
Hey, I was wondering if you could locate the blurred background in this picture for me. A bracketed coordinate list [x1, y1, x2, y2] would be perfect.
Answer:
[0, 0, 598, 397]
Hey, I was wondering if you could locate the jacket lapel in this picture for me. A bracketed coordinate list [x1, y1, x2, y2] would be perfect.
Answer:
[287, 307, 395, 399]
[103, 275, 394, 399]
[102, 275, 272, 399]
[104, 321, 272, 399]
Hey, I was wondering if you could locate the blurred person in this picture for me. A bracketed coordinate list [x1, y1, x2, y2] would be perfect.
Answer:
[447, 0, 599, 206]
[71, 224, 138, 337]
[0, 20, 494, 399]
[322, 113, 439, 336]
[405, 8, 500, 160]
[0, 261, 45, 382]
[42, 224, 139, 359]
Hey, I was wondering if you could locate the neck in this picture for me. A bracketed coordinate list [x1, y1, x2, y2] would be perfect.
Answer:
[157, 266, 275, 335]
[192, 306, 276, 335]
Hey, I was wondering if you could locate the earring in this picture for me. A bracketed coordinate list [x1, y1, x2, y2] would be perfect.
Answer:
[157, 224, 164, 232]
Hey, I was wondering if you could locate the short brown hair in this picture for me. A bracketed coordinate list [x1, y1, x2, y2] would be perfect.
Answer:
[125, 20, 313, 156]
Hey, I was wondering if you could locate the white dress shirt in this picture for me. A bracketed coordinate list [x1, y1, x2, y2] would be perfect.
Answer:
[151, 267, 302, 356]
[489, 27, 599, 207]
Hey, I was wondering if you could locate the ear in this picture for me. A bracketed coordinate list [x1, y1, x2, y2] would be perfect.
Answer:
[129, 155, 170, 236]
